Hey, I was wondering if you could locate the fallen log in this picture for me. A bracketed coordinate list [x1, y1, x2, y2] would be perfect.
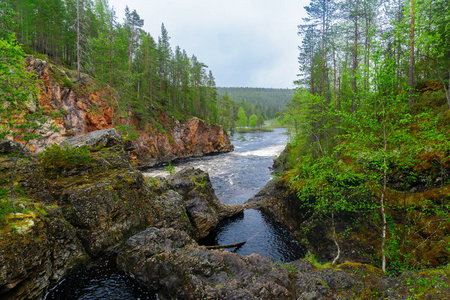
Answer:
[205, 226, 264, 250]
[205, 241, 246, 249]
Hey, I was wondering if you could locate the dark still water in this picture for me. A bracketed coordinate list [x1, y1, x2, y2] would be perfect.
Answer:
[45, 254, 156, 300]
[199, 209, 305, 263]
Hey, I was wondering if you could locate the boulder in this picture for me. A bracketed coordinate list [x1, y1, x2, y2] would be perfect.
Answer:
[54, 169, 160, 256]
[59, 128, 121, 151]
[0, 156, 53, 204]
[167, 168, 244, 239]
[0, 140, 32, 157]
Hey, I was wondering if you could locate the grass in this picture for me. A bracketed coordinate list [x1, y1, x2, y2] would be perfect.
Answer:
[236, 126, 274, 133]
[304, 253, 333, 269]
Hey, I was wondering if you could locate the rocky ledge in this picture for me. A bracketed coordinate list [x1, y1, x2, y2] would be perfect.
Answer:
[118, 227, 450, 299]
[0, 131, 241, 299]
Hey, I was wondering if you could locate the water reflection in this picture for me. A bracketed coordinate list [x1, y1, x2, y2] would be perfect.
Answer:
[44, 254, 157, 300]
[199, 209, 305, 263]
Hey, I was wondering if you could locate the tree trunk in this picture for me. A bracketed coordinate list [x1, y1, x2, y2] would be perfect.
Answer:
[76, 0, 81, 82]
[352, 0, 359, 112]
[381, 106, 388, 273]
[409, 0, 415, 108]
[331, 210, 341, 265]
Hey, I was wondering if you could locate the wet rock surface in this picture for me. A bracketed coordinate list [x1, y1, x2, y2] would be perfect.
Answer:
[167, 168, 244, 239]
[118, 227, 443, 299]
[0, 209, 87, 300]
[59, 128, 121, 150]
[0, 139, 241, 299]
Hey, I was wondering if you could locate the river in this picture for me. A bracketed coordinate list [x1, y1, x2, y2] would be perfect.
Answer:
[45, 128, 305, 299]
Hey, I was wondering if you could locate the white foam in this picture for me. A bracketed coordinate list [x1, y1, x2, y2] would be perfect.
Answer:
[235, 145, 285, 157]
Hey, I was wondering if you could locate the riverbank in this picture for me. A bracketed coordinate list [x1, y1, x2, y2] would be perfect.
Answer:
[236, 126, 274, 133]
[2, 129, 449, 299]
[0, 130, 242, 299]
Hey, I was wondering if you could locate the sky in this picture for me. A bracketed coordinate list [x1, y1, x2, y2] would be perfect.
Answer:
[107, 0, 309, 89]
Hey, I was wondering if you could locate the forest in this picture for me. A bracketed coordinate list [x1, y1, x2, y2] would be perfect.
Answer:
[281, 0, 450, 274]
[217, 87, 294, 121]
[1, 0, 449, 279]
[0, 0, 241, 133]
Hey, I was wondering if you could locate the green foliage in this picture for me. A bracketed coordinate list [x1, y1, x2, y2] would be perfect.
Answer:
[3, 0, 227, 132]
[117, 125, 138, 141]
[235, 107, 248, 127]
[249, 114, 258, 128]
[39, 143, 92, 174]
[164, 161, 175, 175]
[405, 269, 450, 299]
[285, 22, 450, 272]
[192, 175, 207, 188]
[0, 200, 14, 222]
[0, 32, 45, 143]
[236, 126, 274, 133]
[217, 93, 237, 135]
[304, 253, 333, 269]
[217, 87, 294, 120]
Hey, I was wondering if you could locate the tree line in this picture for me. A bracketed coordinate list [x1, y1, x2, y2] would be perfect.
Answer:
[217, 87, 294, 120]
[283, 0, 450, 273]
[1, 0, 238, 131]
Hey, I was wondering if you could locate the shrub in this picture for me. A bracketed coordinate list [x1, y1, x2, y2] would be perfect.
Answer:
[39, 143, 92, 174]
[117, 125, 138, 141]
[0, 199, 13, 222]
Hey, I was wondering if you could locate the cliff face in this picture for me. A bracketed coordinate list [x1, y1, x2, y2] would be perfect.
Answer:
[25, 57, 233, 164]
[132, 117, 233, 168]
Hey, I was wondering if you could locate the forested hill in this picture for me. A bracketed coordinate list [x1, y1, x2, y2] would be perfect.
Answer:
[217, 87, 294, 120]
[0, 0, 233, 131]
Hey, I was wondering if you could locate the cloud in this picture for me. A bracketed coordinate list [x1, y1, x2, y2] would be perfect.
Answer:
[108, 0, 307, 88]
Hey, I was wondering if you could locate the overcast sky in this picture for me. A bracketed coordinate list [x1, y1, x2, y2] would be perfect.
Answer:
[107, 0, 309, 88]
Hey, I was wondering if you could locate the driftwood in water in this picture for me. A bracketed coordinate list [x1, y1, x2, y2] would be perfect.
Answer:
[204, 227, 264, 250]
[205, 241, 246, 249]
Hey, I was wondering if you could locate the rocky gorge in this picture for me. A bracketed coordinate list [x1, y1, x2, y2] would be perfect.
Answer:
[1, 129, 449, 299]
[1, 57, 449, 299]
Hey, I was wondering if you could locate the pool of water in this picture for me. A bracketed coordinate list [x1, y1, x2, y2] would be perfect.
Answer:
[44, 254, 157, 300]
[199, 209, 305, 263]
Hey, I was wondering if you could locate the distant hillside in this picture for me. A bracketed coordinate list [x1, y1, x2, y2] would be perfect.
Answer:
[217, 87, 294, 120]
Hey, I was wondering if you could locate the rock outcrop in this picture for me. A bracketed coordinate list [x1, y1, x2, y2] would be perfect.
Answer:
[167, 168, 243, 239]
[59, 128, 122, 150]
[249, 146, 450, 267]
[0, 137, 242, 299]
[118, 227, 450, 299]
[0, 208, 87, 300]
[246, 179, 375, 265]
[132, 117, 234, 168]
[23, 57, 233, 166]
